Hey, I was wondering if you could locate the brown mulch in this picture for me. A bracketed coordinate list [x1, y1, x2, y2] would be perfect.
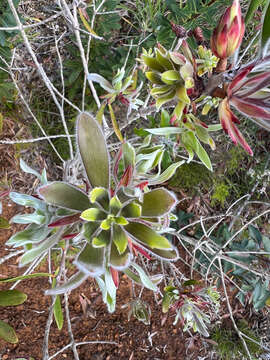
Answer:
[0, 199, 207, 360]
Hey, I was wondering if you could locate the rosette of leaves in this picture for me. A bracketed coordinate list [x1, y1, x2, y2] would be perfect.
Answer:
[141, 44, 194, 120]
[36, 113, 179, 312]
[0, 289, 27, 343]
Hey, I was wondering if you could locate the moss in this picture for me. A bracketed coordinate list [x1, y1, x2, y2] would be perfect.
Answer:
[168, 162, 213, 194]
[211, 181, 230, 208]
[226, 146, 246, 176]
[211, 320, 262, 360]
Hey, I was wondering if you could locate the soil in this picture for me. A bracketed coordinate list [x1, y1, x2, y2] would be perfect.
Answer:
[0, 199, 208, 360]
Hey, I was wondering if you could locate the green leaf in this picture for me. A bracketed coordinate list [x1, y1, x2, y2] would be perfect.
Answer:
[84, 222, 99, 240]
[156, 49, 173, 70]
[120, 202, 141, 218]
[115, 216, 129, 225]
[104, 270, 117, 313]
[97, 101, 106, 125]
[20, 229, 63, 266]
[131, 263, 157, 291]
[262, 235, 270, 253]
[160, 109, 170, 127]
[0, 217, 9, 229]
[260, 0, 270, 56]
[77, 112, 110, 189]
[148, 160, 185, 185]
[138, 244, 179, 261]
[0, 273, 53, 283]
[125, 222, 172, 249]
[122, 142, 136, 168]
[145, 71, 163, 85]
[11, 212, 45, 225]
[142, 55, 164, 72]
[196, 141, 212, 171]
[161, 70, 181, 84]
[145, 127, 185, 136]
[156, 89, 176, 110]
[46, 272, 88, 295]
[124, 268, 163, 287]
[109, 239, 131, 269]
[207, 124, 222, 131]
[245, 0, 264, 25]
[39, 182, 90, 211]
[75, 242, 105, 276]
[7, 224, 51, 247]
[10, 192, 45, 211]
[89, 187, 109, 210]
[53, 295, 64, 330]
[0, 290, 27, 306]
[0, 113, 3, 134]
[80, 208, 107, 221]
[92, 229, 110, 247]
[20, 158, 41, 180]
[141, 188, 177, 217]
[0, 320, 18, 343]
[109, 196, 122, 215]
[112, 224, 128, 254]
[87, 73, 114, 92]
[195, 125, 210, 144]
[108, 103, 124, 143]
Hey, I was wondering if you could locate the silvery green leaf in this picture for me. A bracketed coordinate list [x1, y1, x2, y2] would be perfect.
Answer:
[145, 127, 185, 136]
[11, 212, 45, 225]
[7, 224, 51, 247]
[74, 242, 106, 276]
[46, 272, 88, 295]
[39, 182, 90, 211]
[88, 73, 114, 92]
[131, 263, 158, 291]
[20, 158, 41, 180]
[20, 229, 64, 266]
[77, 113, 110, 189]
[10, 192, 45, 211]
[41, 168, 48, 184]
[141, 188, 177, 217]
[148, 161, 185, 185]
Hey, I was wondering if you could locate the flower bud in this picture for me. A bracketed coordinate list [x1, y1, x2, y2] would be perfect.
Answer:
[210, 0, 245, 59]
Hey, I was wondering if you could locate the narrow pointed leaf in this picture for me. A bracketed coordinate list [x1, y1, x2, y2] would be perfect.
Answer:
[53, 295, 64, 330]
[0, 273, 53, 283]
[77, 112, 110, 188]
[124, 268, 163, 287]
[9, 192, 45, 211]
[20, 158, 41, 180]
[48, 213, 81, 228]
[112, 224, 128, 254]
[46, 272, 88, 295]
[125, 222, 172, 249]
[7, 224, 50, 247]
[11, 213, 45, 225]
[20, 229, 64, 266]
[87, 74, 113, 92]
[148, 161, 185, 185]
[145, 127, 185, 136]
[141, 188, 177, 217]
[260, 0, 270, 56]
[0, 290, 27, 306]
[74, 242, 105, 276]
[131, 263, 157, 291]
[108, 104, 124, 143]
[39, 182, 90, 211]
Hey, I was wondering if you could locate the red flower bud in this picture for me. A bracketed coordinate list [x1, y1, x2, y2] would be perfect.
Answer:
[211, 0, 245, 59]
